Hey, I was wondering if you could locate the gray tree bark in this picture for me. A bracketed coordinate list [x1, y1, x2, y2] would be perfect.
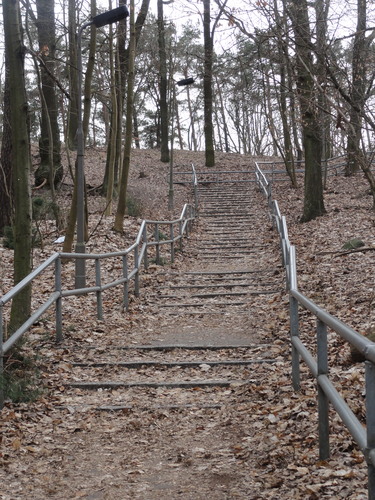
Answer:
[203, 0, 215, 167]
[35, 0, 62, 188]
[3, 0, 33, 332]
[158, 0, 169, 162]
[0, 62, 13, 235]
[288, 0, 326, 221]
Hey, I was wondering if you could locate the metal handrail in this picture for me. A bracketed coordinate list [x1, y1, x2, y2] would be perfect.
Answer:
[256, 160, 375, 498]
[191, 163, 199, 213]
[257, 151, 375, 184]
[0, 167, 199, 407]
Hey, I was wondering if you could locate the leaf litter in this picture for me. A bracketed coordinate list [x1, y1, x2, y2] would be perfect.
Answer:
[0, 151, 373, 499]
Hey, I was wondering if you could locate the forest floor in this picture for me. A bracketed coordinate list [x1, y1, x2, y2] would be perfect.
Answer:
[0, 148, 374, 499]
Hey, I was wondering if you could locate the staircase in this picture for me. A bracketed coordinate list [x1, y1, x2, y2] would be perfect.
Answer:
[60, 174, 285, 412]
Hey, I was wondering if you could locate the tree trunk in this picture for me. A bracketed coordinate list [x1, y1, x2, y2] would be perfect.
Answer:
[315, 0, 331, 188]
[67, 0, 79, 150]
[284, 27, 303, 164]
[114, 0, 136, 233]
[133, 111, 140, 149]
[102, 0, 149, 194]
[203, 0, 215, 167]
[0, 62, 13, 235]
[174, 96, 184, 149]
[215, 74, 230, 152]
[186, 82, 198, 151]
[63, 1, 96, 252]
[3, 0, 32, 332]
[83, 0, 97, 144]
[346, 0, 367, 175]
[158, 0, 169, 162]
[35, 0, 62, 188]
[105, 21, 117, 215]
[288, 0, 326, 221]
[273, 0, 296, 186]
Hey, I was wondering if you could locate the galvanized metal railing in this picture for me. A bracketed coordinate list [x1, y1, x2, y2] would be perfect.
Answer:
[191, 163, 199, 213]
[260, 152, 375, 184]
[256, 160, 375, 499]
[0, 176, 197, 407]
[174, 167, 254, 184]
[255, 163, 272, 209]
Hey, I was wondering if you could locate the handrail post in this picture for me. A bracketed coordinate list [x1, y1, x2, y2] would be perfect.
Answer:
[282, 217, 289, 267]
[365, 361, 375, 499]
[317, 319, 330, 460]
[290, 294, 300, 391]
[123, 254, 129, 311]
[155, 223, 160, 265]
[143, 223, 148, 270]
[179, 219, 183, 252]
[170, 224, 175, 263]
[267, 183, 272, 210]
[134, 245, 140, 297]
[95, 257, 103, 320]
[192, 163, 199, 214]
[271, 200, 276, 230]
[55, 256, 63, 343]
[194, 184, 198, 214]
[279, 217, 286, 267]
[289, 246, 300, 390]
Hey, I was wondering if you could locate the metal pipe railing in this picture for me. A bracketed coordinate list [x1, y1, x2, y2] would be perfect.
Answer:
[256, 160, 375, 499]
[0, 166, 199, 408]
[256, 152, 375, 186]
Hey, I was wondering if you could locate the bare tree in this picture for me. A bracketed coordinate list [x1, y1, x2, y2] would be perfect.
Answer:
[114, 0, 136, 233]
[3, 0, 32, 331]
[0, 62, 13, 235]
[67, 0, 79, 150]
[346, 0, 373, 175]
[158, 0, 169, 162]
[288, 0, 326, 221]
[203, 0, 215, 167]
[35, 0, 62, 188]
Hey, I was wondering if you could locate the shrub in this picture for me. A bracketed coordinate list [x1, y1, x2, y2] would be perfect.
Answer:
[126, 194, 143, 217]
